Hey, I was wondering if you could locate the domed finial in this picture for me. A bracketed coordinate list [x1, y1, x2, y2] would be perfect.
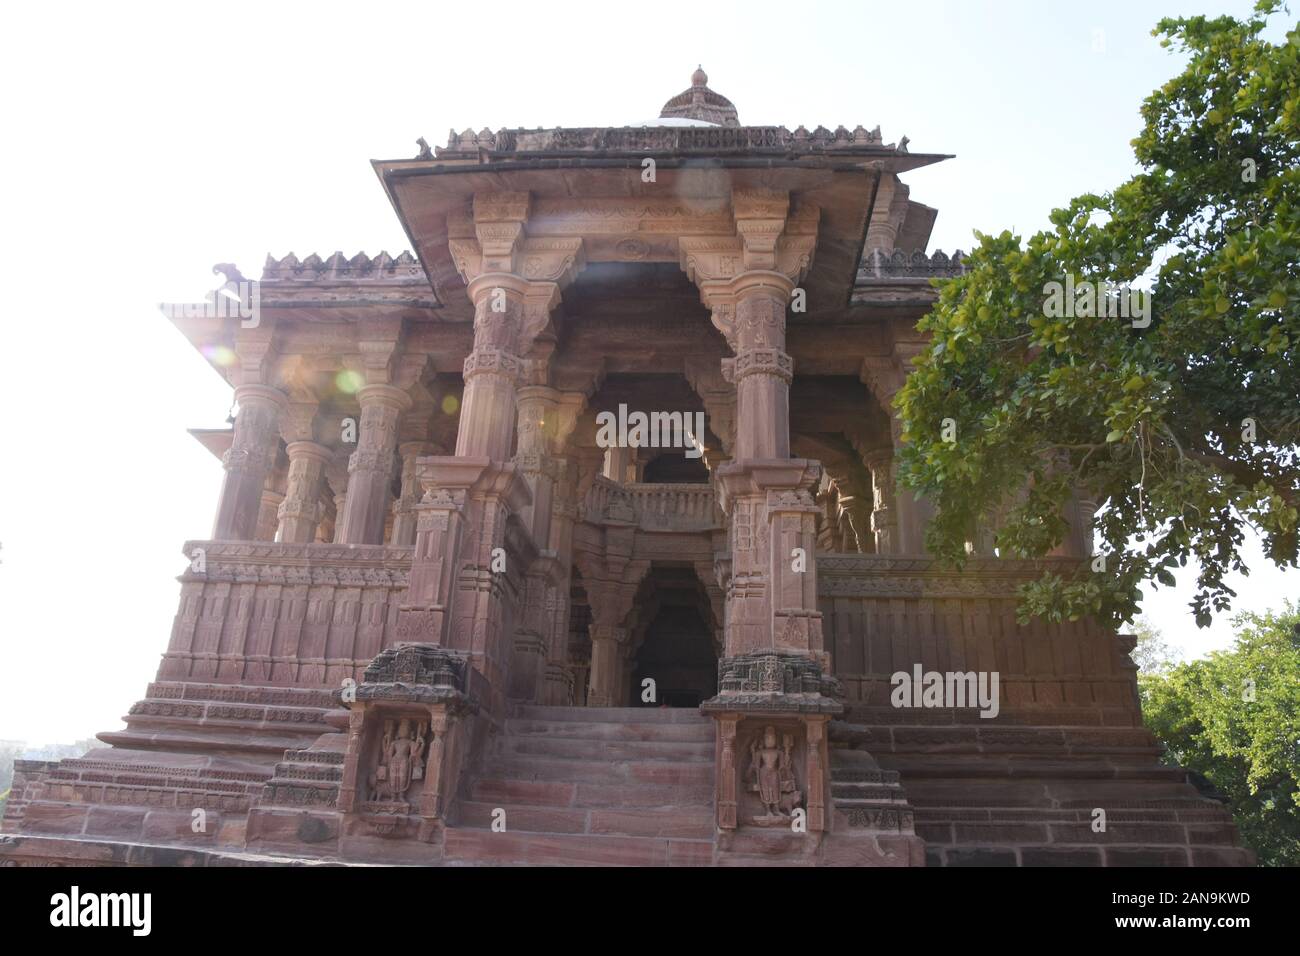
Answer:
[659, 67, 739, 126]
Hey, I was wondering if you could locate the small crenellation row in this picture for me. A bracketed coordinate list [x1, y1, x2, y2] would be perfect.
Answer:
[260, 250, 425, 283]
[438, 123, 905, 156]
[859, 248, 968, 282]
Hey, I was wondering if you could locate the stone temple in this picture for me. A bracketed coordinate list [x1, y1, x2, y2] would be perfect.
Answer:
[1, 71, 1252, 866]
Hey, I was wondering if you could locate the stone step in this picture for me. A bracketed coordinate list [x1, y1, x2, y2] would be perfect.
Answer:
[483, 756, 714, 786]
[886, 758, 1190, 781]
[441, 828, 714, 866]
[468, 777, 715, 810]
[492, 735, 714, 762]
[511, 705, 710, 725]
[456, 801, 715, 839]
[504, 719, 715, 743]
[914, 806, 1238, 825]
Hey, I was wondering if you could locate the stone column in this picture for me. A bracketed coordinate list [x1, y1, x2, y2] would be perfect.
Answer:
[1050, 490, 1097, 559]
[862, 447, 898, 554]
[277, 441, 332, 543]
[728, 272, 795, 461]
[325, 456, 350, 544]
[391, 441, 437, 547]
[587, 624, 626, 708]
[257, 483, 285, 542]
[337, 384, 411, 545]
[604, 445, 634, 484]
[212, 384, 287, 540]
[542, 471, 579, 705]
[453, 276, 534, 461]
[685, 193, 843, 838]
[862, 350, 933, 555]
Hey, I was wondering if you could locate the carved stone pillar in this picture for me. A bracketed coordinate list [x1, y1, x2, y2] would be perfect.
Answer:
[683, 191, 842, 839]
[277, 441, 332, 543]
[716, 714, 740, 829]
[257, 484, 285, 542]
[391, 441, 437, 547]
[727, 273, 795, 461]
[862, 447, 898, 554]
[541, 453, 582, 705]
[511, 383, 585, 704]
[1050, 490, 1097, 559]
[604, 445, 634, 484]
[212, 384, 287, 540]
[396, 192, 584, 720]
[587, 624, 626, 708]
[337, 385, 411, 545]
[325, 456, 350, 544]
[861, 350, 933, 555]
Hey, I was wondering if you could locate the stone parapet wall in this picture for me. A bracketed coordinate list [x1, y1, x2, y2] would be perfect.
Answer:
[161, 541, 413, 687]
[817, 554, 1139, 725]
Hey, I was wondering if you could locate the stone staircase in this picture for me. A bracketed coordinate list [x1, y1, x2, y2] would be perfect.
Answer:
[442, 706, 718, 865]
[833, 717, 1254, 866]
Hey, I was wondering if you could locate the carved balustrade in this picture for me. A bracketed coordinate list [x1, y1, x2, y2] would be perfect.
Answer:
[581, 477, 725, 533]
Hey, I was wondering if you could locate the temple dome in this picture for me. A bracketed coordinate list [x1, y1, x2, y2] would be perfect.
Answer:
[657, 66, 740, 127]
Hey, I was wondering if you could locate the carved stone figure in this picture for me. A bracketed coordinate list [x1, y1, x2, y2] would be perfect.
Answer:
[747, 725, 801, 825]
[372, 718, 426, 802]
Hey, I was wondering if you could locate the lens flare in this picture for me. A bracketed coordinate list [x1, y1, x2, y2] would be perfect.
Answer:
[335, 370, 365, 394]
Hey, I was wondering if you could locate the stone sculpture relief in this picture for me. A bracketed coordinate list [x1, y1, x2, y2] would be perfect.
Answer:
[746, 725, 803, 825]
[369, 717, 428, 804]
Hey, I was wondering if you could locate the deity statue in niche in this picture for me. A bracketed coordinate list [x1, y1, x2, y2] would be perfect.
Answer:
[746, 725, 803, 825]
[370, 718, 427, 803]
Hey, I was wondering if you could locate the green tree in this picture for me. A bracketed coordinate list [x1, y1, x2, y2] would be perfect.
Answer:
[896, 1, 1299, 629]
[1140, 601, 1300, 865]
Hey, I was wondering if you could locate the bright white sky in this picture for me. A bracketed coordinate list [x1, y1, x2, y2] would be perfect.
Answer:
[0, 0, 1293, 744]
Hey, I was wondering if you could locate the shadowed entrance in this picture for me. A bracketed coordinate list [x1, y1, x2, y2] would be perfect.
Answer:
[627, 565, 720, 707]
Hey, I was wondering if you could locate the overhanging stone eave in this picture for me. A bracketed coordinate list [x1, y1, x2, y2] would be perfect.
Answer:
[377, 157, 885, 321]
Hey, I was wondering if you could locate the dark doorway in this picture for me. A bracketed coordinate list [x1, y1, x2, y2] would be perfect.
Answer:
[627, 565, 719, 707]
[642, 450, 710, 483]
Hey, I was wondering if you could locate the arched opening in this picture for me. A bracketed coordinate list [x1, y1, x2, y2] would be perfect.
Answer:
[626, 565, 720, 707]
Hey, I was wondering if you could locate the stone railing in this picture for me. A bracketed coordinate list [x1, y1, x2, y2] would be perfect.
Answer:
[626, 483, 722, 530]
[582, 477, 723, 533]
[158, 541, 414, 687]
